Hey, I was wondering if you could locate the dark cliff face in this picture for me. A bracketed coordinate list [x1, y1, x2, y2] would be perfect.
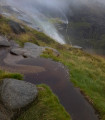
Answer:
[59, 3, 105, 51]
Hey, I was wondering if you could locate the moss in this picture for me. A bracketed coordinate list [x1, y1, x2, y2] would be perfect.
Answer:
[17, 84, 71, 120]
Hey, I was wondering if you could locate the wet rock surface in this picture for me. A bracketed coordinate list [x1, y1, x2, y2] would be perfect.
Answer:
[1, 79, 38, 110]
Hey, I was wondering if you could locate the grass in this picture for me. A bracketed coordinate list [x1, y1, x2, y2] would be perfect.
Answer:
[0, 15, 55, 47]
[0, 70, 23, 81]
[17, 84, 71, 120]
[0, 70, 70, 120]
[0, 15, 71, 120]
[0, 15, 105, 119]
[41, 46, 105, 120]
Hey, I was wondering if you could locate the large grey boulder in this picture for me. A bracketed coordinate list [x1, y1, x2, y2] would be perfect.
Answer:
[0, 36, 10, 47]
[1, 79, 38, 110]
[10, 42, 44, 58]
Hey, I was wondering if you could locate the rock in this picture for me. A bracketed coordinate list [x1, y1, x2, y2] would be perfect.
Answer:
[44, 47, 60, 57]
[24, 42, 60, 57]
[24, 42, 41, 49]
[10, 42, 60, 58]
[0, 36, 10, 47]
[1, 79, 38, 110]
[10, 48, 27, 55]
[9, 40, 20, 48]
[23, 42, 44, 58]
[0, 104, 12, 120]
[23, 51, 39, 58]
[10, 42, 44, 58]
[8, 20, 26, 34]
[0, 111, 9, 120]
[72, 45, 83, 50]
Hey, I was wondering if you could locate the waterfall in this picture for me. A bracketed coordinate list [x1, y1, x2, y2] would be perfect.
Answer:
[3, 0, 68, 44]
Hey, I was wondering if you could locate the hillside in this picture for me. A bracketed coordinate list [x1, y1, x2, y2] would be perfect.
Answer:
[0, 14, 104, 120]
[0, 15, 71, 120]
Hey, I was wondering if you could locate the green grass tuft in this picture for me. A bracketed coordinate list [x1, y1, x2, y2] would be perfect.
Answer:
[0, 70, 23, 81]
[17, 84, 71, 120]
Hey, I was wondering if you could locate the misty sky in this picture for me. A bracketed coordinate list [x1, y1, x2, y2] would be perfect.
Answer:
[6, 0, 105, 14]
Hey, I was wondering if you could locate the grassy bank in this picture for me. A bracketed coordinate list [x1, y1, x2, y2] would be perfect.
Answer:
[17, 85, 71, 120]
[42, 46, 105, 120]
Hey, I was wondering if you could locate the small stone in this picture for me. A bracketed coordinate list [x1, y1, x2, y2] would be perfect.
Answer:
[72, 45, 83, 50]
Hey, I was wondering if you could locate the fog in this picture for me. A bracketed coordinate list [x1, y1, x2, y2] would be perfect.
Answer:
[3, 0, 105, 44]
[6, 0, 71, 44]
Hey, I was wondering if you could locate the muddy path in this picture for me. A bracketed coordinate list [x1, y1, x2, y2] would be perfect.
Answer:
[0, 47, 99, 120]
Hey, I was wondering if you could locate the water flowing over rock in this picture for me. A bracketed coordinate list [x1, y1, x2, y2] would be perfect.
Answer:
[1, 79, 38, 110]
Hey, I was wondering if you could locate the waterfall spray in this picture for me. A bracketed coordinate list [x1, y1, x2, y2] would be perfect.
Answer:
[4, 0, 67, 44]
